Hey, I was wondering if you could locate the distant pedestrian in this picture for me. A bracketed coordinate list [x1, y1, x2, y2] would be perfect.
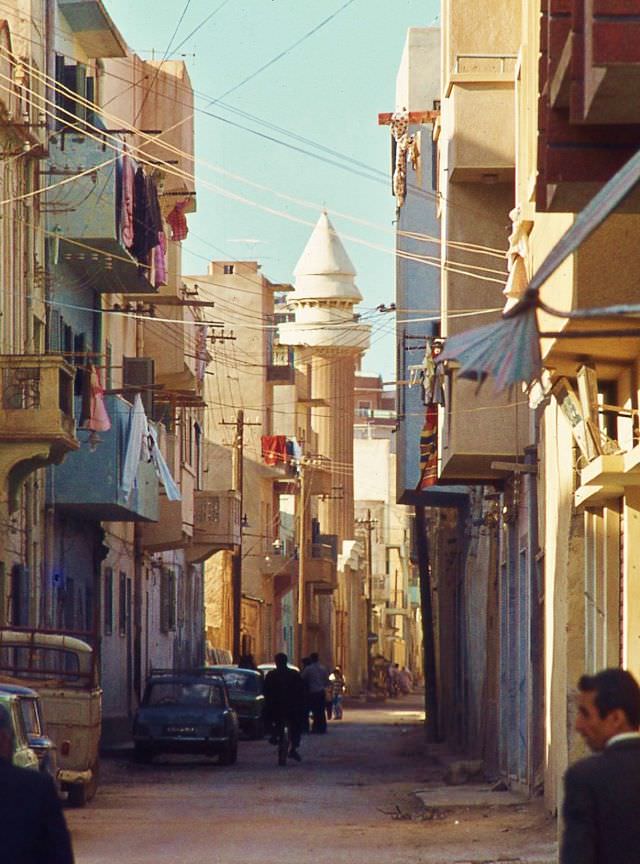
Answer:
[561, 668, 640, 864]
[398, 666, 413, 695]
[301, 652, 329, 733]
[328, 666, 346, 720]
[0, 704, 74, 864]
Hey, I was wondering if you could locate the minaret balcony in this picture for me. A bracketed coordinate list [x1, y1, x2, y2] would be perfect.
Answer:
[0, 356, 79, 507]
[187, 489, 242, 563]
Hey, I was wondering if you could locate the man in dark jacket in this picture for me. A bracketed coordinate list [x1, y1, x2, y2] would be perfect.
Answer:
[263, 653, 305, 761]
[0, 704, 74, 864]
[561, 667, 640, 864]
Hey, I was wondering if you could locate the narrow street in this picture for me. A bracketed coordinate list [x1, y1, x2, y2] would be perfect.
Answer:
[67, 696, 557, 864]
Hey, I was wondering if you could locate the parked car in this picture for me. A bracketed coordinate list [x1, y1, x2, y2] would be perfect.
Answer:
[207, 666, 265, 739]
[133, 670, 239, 765]
[0, 683, 59, 793]
[0, 629, 102, 807]
[257, 662, 300, 674]
[0, 690, 39, 771]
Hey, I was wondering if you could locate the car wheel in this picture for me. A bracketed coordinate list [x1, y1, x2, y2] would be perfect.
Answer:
[134, 744, 154, 764]
[218, 738, 238, 766]
[67, 781, 87, 808]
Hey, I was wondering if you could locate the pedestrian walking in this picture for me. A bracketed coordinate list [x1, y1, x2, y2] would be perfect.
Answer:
[561, 667, 640, 864]
[328, 666, 346, 720]
[301, 652, 329, 733]
[0, 704, 74, 864]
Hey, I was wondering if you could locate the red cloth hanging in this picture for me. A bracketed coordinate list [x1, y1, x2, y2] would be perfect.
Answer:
[261, 435, 287, 466]
[166, 199, 189, 242]
[417, 406, 437, 489]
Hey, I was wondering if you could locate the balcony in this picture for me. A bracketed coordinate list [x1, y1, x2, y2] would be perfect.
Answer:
[306, 542, 338, 594]
[49, 395, 159, 522]
[439, 374, 529, 483]
[267, 345, 295, 385]
[575, 448, 640, 508]
[187, 490, 241, 563]
[141, 497, 191, 552]
[0, 356, 78, 506]
[58, 1, 127, 58]
[445, 54, 516, 183]
[46, 134, 155, 293]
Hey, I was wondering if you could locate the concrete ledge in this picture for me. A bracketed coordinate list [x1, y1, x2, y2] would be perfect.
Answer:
[415, 784, 528, 808]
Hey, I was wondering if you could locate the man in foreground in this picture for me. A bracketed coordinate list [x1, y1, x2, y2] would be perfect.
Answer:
[0, 704, 74, 864]
[561, 667, 640, 864]
[263, 653, 305, 761]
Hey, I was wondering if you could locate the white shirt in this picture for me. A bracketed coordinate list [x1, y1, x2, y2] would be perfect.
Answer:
[606, 731, 640, 748]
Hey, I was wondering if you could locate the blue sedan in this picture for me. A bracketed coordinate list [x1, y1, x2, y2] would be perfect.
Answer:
[133, 671, 239, 765]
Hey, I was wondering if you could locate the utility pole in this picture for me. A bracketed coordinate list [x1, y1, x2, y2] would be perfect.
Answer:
[222, 409, 259, 662]
[297, 460, 307, 660]
[231, 410, 244, 663]
[356, 509, 377, 692]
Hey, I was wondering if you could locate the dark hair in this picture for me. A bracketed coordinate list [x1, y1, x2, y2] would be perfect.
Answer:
[578, 668, 640, 727]
[274, 652, 288, 668]
[310, 652, 319, 663]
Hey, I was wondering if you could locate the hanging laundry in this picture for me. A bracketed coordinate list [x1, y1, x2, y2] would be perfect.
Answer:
[154, 230, 168, 287]
[504, 207, 530, 312]
[120, 150, 135, 250]
[166, 199, 189, 242]
[121, 394, 181, 501]
[261, 435, 287, 466]
[132, 168, 163, 264]
[390, 109, 419, 210]
[121, 393, 148, 499]
[79, 364, 111, 433]
[417, 406, 438, 490]
[147, 423, 181, 501]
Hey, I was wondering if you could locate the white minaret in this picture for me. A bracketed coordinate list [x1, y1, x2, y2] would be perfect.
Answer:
[279, 212, 370, 543]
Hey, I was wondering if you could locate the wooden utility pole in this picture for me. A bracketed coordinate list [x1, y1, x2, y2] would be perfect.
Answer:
[356, 509, 377, 691]
[222, 409, 260, 662]
[231, 410, 244, 662]
[297, 460, 307, 660]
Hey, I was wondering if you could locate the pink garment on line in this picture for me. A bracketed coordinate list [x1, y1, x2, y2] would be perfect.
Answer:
[83, 365, 111, 432]
[154, 231, 167, 287]
[121, 151, 135, 249]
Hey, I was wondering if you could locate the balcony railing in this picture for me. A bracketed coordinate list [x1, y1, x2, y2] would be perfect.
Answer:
[187, 490, 241, 562]
[0, 355, 77, 458]
[306, 542, 338, 593]
[446, 53, 517, 183]
[49, 394, 159, 522]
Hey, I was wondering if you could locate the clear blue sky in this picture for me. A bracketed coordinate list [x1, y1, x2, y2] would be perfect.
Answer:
[105, 0, 439, 379]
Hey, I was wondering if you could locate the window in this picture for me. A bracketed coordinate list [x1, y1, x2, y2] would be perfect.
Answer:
[104, 568, 113, 636]
[160, 568, 176, 634]
[119, 571, 127, 636]
[357, 400, 372, 418]
[223, 264, 235, 275]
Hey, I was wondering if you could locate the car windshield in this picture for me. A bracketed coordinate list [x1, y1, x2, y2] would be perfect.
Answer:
[19, 698, 42, 736]
[222, 671, 262, 694]
[145, 681, 223, 707]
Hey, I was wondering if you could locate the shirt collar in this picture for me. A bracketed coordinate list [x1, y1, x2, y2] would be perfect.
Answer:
[606, 731, 640, 748]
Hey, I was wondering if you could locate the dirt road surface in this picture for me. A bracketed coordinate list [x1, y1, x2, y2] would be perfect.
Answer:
[67, 694, 557, 864]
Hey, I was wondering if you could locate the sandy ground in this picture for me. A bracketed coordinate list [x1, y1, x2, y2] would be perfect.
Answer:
[66, 694, 557, 864]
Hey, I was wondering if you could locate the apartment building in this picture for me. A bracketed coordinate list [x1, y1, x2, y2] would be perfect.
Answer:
[0, 0, 211, 743]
